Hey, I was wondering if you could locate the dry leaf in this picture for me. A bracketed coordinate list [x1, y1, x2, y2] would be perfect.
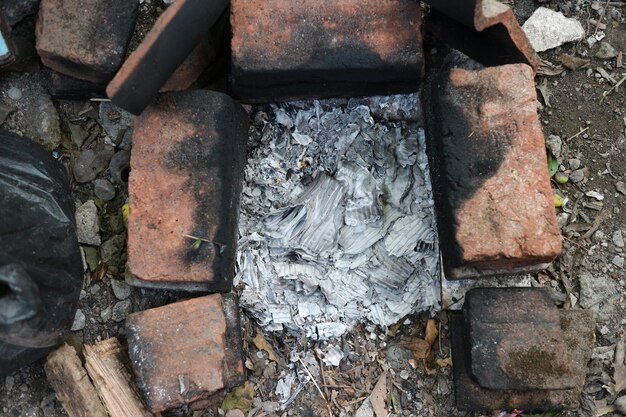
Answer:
[425, 319, 438, 346]
[402, 338, 430, 360]
[614, 334, 626, 393]
[559, 53, 590, 71]
[538, 59, 564, 76]
[252, 327, 285, 366]
[436, 357, 453, 368]
[369, 374, 387, 417]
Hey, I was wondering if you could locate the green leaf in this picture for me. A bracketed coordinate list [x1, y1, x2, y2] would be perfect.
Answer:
[522, 412, 559, 417]
[191, 238, 203, 250]
[547, 151, 559, 177]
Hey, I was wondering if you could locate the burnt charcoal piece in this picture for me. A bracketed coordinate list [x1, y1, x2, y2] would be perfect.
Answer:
[230, 0, 424, 103]
[36, 0, 139, 83]
[126, 294, 244, 413]
[424, 52, 561, 279]
[451, 287, 595, 411]
[126, 90, 249, 292]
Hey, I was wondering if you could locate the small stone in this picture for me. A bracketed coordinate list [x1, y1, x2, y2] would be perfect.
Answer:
[569, 158, 581, 170]
[592, 230, 605, 243]
[75, 200, 100, 245]
[400, 369, 410, 380]
[546, 134, 562, 158]
[612, 255, 624, 269]
[94, 179, 116, 201]
[7, 87, 22, 101]
[613, 231, 624, 248]
[107, 150, 131, 185]
[111, 299, 131, 322]
[69, 123, 89, 148]
[355, 399, 375, 417]
[73, 144, 115, 183]
[100, 234, 125, 266]
[596, 41, 617, 60]
[225, 411, 245, 417]
[599, 325, 610, 335]
[569, 169, 585, 183]
[615, 396, 626, 414]
[522, 7, 585, 52]
[5, 375, 15, 392]
[110, 279, 131, 300]
[83, 246, 99, 271]
[100, 306, 112, 323]
[71, 309, 86, 331]
[90, 283, 101, 295]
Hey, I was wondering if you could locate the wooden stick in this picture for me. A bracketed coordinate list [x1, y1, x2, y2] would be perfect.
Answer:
[84, 338, 153, 417]
[44, 344, 109, 417]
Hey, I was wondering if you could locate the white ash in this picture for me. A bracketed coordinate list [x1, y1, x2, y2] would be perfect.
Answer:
[235, 96, 440, 339]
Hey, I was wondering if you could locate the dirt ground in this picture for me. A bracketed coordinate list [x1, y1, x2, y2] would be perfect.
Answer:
[2, 1, 626, 417]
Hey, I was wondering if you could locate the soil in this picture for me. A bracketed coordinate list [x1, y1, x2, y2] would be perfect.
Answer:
[2, 1, 626, 417]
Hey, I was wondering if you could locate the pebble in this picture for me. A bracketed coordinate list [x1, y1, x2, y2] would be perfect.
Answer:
[100, 306, 112, 323]
[569, 169, 585, 183]
[111, 300, 131, 322]
[7, 87, 22, 101]
[613, 231, 624, 248]
[613, 255, 624, 269]
[100, 234, 125, 266]
[592, 230, 605, 243]
[94, 179, 116, 201]
[68, 123, 88, 148]
[546, 134, 562, 158]
[5, 375, 14, 392]
[596, 41, 617, 59]
[225, 411, 245, 417]
[90, 283, 101, 295]
[75, 200, 101, 246]
[400, 369, 410, 380]
[107, 150, 131, 185]
[110, 279, 131, 300]
[73, 145, 115, 183]
[579, 271, 618, 310]
[71, 309, 86, 331]
[569, 158, 581, 170]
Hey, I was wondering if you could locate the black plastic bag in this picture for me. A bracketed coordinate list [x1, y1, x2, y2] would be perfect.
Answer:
[0, 129, 83, 376]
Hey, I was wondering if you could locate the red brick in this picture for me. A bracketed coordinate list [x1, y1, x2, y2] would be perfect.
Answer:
[106, 0, 228, 115]
[35, 0, 138, 83]
[230, 0, 424, 102]
[126, 294, 244, 413]
[425, 53, 561, 279]
[126, 90, 249, 292]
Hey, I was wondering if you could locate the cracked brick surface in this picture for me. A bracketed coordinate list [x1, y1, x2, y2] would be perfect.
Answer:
[126, 294, 244, 413]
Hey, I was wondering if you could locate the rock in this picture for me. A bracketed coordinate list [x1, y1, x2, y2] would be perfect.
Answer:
[355, 399, 375, 417]
[111, 300, 132, 322]
[94, 179, 116, 201]
[595, 41, 617, 60]
[100, 234, 125, 266]
[569, 158, 581, 170]
[71, 309, 85, 331]
[612, 255, 624, 269]
[110, 279, 131, 300]
[569, 169, 585, 183]
[75, 200, 100, 245]
[613, 231, 624, 248]
[68, 123, 89, 148]
[522, 7, 585, 52]
[100, 306, 112, 323]
[0, 73, 62, 151]
[73, 144, 115, 183]
[98, 101, 134, 144]
[0, 103, 15, 124]
[615, 396, 626, 414]
[7, 87, 22, 101]
[5, 375, 15, 392]
[546, 134, 562, 158]
[592, 230, 605, 243]
[107, 150, 130, 185]
[82, 246, 99, 271]
[579, 272, 618, 311]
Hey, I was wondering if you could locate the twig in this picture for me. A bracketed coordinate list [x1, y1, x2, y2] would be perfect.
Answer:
[566, 126, 589, 141]
[297, 357, 333, 417]
[593, 0, 611, 36]
[601, 74, 626, 102]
